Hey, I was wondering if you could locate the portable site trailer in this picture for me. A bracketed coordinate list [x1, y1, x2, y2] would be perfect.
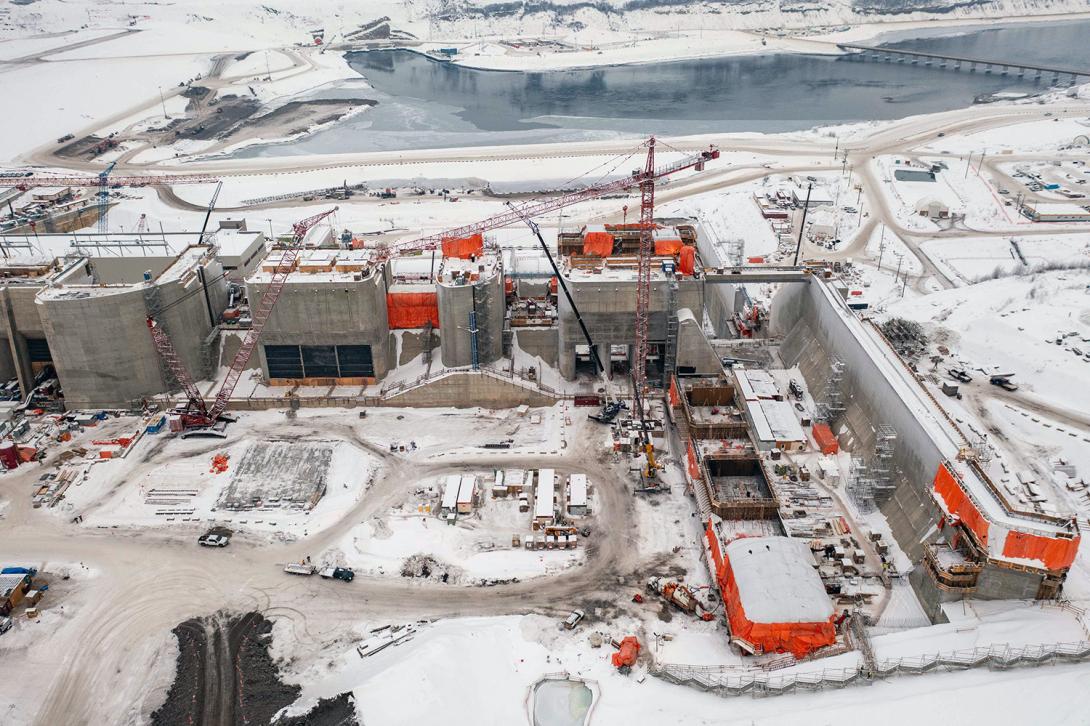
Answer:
[440, 474, 461, 515]
[567, 474, 588, 516]
[457, 474, 477, 514]
[535, 469, 556, 525]
[504, 469, 526, 495]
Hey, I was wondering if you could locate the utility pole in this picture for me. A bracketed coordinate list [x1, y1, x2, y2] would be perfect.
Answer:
[901, 267, 909, 297]
[793, 184, 813, 266]
[158, 86, 168, 118]
[964, 152, 974, 179]
[876, 225, 886, 270]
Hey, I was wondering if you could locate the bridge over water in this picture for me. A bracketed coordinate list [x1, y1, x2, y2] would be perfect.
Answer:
[837, 43, 1090, 86]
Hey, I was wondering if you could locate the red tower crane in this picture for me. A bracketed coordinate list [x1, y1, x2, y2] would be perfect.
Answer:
[147, 206, 338, 433]
[379, 140, 719, 258]
[3, 172, 218, 192]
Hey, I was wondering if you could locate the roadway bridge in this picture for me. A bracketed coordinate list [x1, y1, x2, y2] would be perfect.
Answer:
[702, 265, 816, 284]
[837, 43, 1090, 86]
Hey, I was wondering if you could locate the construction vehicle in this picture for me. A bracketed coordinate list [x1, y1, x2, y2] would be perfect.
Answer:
[147, 207, 339, 436]
[646, 576, 714, 620]
[319, 567, 355, 582]
[611, 635, 640, 673]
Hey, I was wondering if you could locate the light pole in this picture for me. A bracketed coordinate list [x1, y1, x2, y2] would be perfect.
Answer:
[266, 218, 274, 239]
[158, 86, 168, 118]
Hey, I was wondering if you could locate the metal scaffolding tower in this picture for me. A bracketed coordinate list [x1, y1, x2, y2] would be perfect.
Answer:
[816, 357, 847, 423]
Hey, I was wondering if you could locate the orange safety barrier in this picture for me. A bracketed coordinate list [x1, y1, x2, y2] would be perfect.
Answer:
[812, 423, 839, 455]
[668, 378, 681, 408]
[654, 237, 683, 256]
[705, 520, 729, 589]
[441, 232, 483, 259]
[932, 463, 990, 546]
[504, 278, 515, 296]
[687, 441, 702, 481]
[720, 546, 836, 658]
[582, 230, 614, 257]
[678, 245, 696, 276]
[386, 292, 440, 330]
[549, 277, 558, 294]
[1002, 530, 1081, 571]
[747, 256, 765, 264]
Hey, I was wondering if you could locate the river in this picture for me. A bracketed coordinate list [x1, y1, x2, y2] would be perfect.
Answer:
[234, 19, 1090, 157]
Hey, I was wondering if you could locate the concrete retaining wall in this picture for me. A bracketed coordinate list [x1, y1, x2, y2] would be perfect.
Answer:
[437, 272, 504, 368]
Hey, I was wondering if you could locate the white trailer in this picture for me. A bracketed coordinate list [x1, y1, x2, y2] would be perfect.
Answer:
[534, 468, 555, 524]
[457, 474, 477, 514]
[567, 474, 588, 516]
[440, 474, 461, 514]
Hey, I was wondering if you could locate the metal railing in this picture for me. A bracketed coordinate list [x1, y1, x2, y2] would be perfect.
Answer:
[653, 640, 1090, 698]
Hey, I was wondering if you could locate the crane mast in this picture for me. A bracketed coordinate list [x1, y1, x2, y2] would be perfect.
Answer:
[146, 207, 338, 431]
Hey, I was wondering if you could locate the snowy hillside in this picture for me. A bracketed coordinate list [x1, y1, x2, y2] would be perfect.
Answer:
[2, 0, 1089, 51]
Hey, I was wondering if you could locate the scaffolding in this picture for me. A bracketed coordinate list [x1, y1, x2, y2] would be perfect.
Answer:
[815, 358, 847, 423]
[847, 425, 898, 513]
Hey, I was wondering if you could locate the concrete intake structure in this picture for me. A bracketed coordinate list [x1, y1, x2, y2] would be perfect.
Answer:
[37, 246, 228, 409]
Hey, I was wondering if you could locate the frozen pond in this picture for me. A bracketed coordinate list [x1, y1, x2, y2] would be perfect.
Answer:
[533, 678, 593, 726]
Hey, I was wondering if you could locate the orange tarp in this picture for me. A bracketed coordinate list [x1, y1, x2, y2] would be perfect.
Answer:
[611, 636, 640, 668]
[705, 520, 729, 590]
[720, 546, 836, 658]
[386, 292, 440, 329]
[441, 233, 483, 259]
[1002, 530, 1081, 571]
[678, 245, 696, 275]
[582, 231, 614, 257]
[668, 378, 681, 408]
[932, 464, 990, 546]
[687, 441, 701, 481]
[812, 423, 838, 455]
[654, 238, 683, 256]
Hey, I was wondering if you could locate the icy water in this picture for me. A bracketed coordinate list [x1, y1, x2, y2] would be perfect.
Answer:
[532, 679, 593, 726]
[235, 20, 1090, 156]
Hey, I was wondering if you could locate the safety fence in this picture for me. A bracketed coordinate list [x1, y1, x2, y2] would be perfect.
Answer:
[652, 640, 1090, 698]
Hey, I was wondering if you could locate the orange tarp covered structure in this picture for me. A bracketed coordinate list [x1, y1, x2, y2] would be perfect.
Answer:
[678, 245, 696, 275]
[441, 233, 483, 259]
[582, 230, 614, 257]
[1002, 529, 1080, 570]
[654, 237, 684, 256]
[386, 292, 440, 329]
[932, 463, 990, 546]
[718, 537, 837, 658]
[812, 423, 838, 455]
[668, 377, 681, 408]
[611, 636, 640, 668]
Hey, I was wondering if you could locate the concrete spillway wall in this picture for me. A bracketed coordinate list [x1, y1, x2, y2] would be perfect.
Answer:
[557, 276, 702, 381]
[772, 279, 941, 564]
[250, 267, 393, 380]
[437, 271, 504, 368]
[38, 256, 228, 409]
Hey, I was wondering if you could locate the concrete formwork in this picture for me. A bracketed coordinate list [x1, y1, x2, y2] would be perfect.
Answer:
[556, 276, 702, 381]
[38, 252, 228, 409]
[248, 267, 393, 381]
[437, 270, 504, 368]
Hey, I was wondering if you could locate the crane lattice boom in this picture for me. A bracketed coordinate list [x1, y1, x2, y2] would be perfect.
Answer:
[146, 206, 338, 429]
[384, 142, 719, 257]
[633, 137, 656, 404]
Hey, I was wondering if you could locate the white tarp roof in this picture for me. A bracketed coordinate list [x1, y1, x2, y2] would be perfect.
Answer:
[568, 473, 587, 507]
[441, 474, 460, 510]
[725, 536, 833, 624]
[535, 469, 555, 519]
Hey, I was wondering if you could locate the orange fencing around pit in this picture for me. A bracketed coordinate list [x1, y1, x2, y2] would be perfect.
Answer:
[582, 230, 614, 257]
[441, 233, 483, 259]
[1002, 529, 1081, 570]
[386, 292, 440, 329]
[932, 463, 990, 547]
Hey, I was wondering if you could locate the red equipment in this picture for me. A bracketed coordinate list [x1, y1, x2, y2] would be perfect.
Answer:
[611, 636, 640, 670]
[147, 207, 338, 431]
[380, 139, 719, 259]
